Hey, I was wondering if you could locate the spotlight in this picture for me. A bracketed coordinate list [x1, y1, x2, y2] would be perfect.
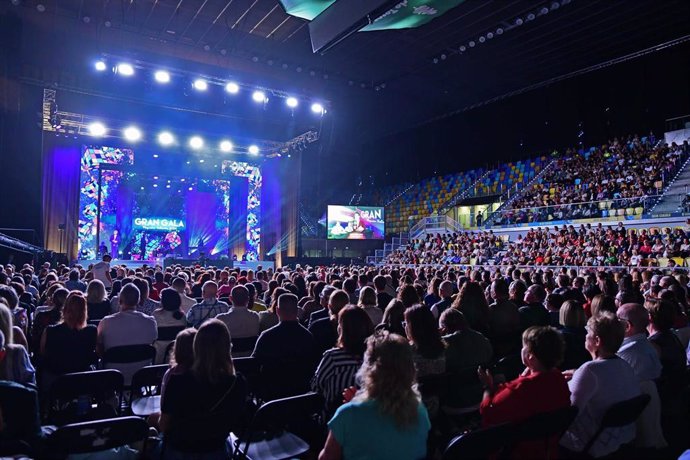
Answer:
[188, 187, 193, 191]
[153, 184, 158, 188]
[123, 126, 142, 142]
[252, 91, 267, 103]
[36, 3, 45, 12]
[117, 63, 134, 76]
[219, 140, 233, 152]
[311, 103, 324, 114]
[540, 7, 549, 14]
[154, 70, 170, 83]
[286, 97, 298, 108]
[193, 79, 208, 91]
[478, 36, 486, 43]
[88, 122, 107, 137]
[94, 60, 107, 71]
[487, 32, 494, 39]
[189, 136, 204, 149]
[225, 82, 239, 94]
[158, 131, 175, 146]
[469, 40, 476, 47]
[199, 159, 205, 163]
[248, 145, 259, 155]
[496, 27, 504, 35]
[515, 18, 524, 26]
[527, 13, 535, 21]
[459, 45, 466, 52]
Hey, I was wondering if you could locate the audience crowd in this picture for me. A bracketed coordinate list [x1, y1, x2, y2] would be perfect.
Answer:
[492, 136, 690, 225]
[0, 254, 689, 458]
[386, 224, 690, 267]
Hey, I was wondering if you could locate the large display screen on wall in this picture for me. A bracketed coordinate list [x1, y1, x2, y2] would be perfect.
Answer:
[327, 205, 385, 240]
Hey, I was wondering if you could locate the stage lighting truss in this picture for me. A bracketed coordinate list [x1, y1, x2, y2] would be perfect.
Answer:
[42, 87, 289, 158]
[94, 54, 331, 114]
[267, 130, 320, 158]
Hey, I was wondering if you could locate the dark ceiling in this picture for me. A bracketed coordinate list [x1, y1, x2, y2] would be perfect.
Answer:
[5, 0, 690, 140]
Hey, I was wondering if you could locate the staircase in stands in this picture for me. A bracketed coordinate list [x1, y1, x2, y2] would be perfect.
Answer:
[649, 145, 690, 215]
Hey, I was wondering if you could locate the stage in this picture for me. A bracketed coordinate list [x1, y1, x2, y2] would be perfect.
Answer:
[78, 258, 275, 271]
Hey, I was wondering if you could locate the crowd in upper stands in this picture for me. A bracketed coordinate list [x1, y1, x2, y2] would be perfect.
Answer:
[1, 254, 690, 458]
[490, 135, 690, 225]
[386, 224, 690, 268]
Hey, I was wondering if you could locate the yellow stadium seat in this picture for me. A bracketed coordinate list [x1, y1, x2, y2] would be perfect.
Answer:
[672, 257, 684, 266]
[657, 257, 669, 267]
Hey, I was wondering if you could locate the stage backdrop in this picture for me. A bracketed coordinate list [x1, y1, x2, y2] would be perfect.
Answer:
[42, 139, 292, 263]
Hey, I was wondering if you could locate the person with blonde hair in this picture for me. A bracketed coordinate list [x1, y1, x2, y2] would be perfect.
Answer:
[319, 332, 430, 460]
[559, 300, 590, 370]
[40, 291, 97, 375]
[160, 319, 246, 458]
[0, 304, 34, 385]
[86, 279, 111, 320]
[0, 298, 28, 350]
[358, 286, 382, 325]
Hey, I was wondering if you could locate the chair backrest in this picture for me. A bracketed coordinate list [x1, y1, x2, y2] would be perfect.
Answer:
[442, 423, 513, 460]
[48, 370, 124, 425]
[130, 364, 170, 400]
[46, 416, 148, 455]
[583, 394, 650, 455]
[157, 326, 186, 342]
[50, 369, 124, 401]
[103, 344, 156, 364]
[508, 405, 578, 459]
[232, 336, 258, 354]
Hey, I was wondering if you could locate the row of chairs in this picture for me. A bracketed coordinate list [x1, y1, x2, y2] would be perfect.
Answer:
[443, 394, 651, 459]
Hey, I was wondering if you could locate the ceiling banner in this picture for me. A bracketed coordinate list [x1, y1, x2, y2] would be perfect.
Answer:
[279, 0, 465, 30]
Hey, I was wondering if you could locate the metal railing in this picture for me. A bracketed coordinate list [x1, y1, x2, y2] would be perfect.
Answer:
[375, 263, 689, 272]
[409, 215, 464, 240]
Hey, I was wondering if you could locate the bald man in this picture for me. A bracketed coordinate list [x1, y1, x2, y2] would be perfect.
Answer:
[616, 303, 661, 382]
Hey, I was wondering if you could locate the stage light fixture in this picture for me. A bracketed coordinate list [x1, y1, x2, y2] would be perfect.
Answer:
[188, 187, 193, 191]
[248, 145, 259, 155]
[219, 140, 233, 152]
[153, 184, 158, 188]
[199, 159, 205, 163]
[154, 70, 170, 83]
[95, 60, 107, 71]
[153, 176, 159, 180]
[252, 91, 267, 103]
[123, 126, 142, 142]
[286, 97, 298, 108]
[117, 63, 134, 76]
[88, 122, 107, 137]
[158, 131, 175, 146]
[225, 82, 240, 94]
[311, 103, 324, 115]
[193, 79, 208, 91]
[153, 154, 159, 158]
[181, 178, 185, 182]
[189, 136, 204, 149]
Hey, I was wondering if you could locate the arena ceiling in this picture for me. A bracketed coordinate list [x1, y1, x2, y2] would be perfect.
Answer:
[6, 0, 690, 139]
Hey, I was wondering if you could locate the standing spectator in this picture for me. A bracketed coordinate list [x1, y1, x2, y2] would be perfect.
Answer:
[185, 281, 229, 328]
[86, 279, 111, 321]
[97, 284, 157, 383]
[91, 254, 112, 289]
[319, 333, 430, 460]
[374, 275, 393, 312]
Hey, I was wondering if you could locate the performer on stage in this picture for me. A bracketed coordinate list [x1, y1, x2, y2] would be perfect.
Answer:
[110, 230, 120, 258]
[140, 232, 148, 260]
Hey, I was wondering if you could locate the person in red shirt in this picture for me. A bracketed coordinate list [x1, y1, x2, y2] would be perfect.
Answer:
[478, 326, 571, 459]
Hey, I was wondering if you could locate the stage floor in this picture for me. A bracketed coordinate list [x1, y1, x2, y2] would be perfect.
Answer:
[77, 258, 274, 270]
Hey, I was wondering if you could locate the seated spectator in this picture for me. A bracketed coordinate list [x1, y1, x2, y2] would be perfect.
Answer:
[153, 288, 187, 364]
[645, 299, 687, 398]
[319, 333, 430, 460]
[430, 280, 454, 321]
[545, 293, 564, 328]
[216, 285, 260, 357]
[86, 279, 111, 321]
[298, 281, 325, 324]
[590, 294, 617, 318]
[312, 306, 374, 416]
[616, 302, 666, 448]
[0, 298, 28, 350]
[441, 309, 493, 372]
[97, 284, 157, 383]
[132, 278, 159, 316]
[40, 291, 97, 375]
[374, 275, 394, 312]
[161, 328, 196, 395]
[252, 293, 318, 399]
[64, 269, 87, 292]
[0, 285, 28, 340]
[185, 281, 229, 328]
[259, 287, 284, 332]
[160, 319, 246, 459]
[358, 286, 383, 326]
[308, 285, 337, 327]
[380, 299, 406, 336]
[561, 313, 640, 457]
[452, 282, 490, 334]
[424, 278, 442, 309]
[519, 284, 550, 330]
[0, 309, 35, 386]
[171, 277, 196, 314]
[479, 326, 571, 459]
[488, 279, 521, 358]
[558, 300, 590, 370]
[310, 290, 350, 354]
[31, 287, 69, 352]
[151, 271, 168, 301]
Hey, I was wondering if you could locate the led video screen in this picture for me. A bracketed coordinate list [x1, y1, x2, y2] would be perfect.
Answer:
[327, 205, 385, 240]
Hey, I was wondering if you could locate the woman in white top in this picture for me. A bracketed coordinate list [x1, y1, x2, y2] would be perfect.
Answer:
[561, 312, 641, 458]
[358, 286, 383, 326]
[152, 289, 187, 363]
